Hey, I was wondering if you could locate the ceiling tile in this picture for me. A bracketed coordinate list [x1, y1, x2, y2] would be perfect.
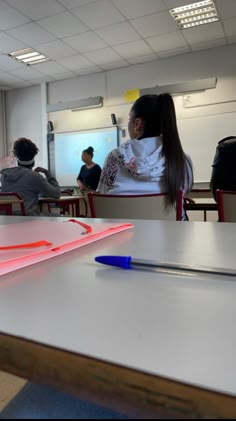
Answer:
[33, 61, 68, 75]
[75, 65, 103, 75]
[8, 23, 56, 46]
[0, 3, 29, 31]
[127, 53, 158, 64]
[146, 31, 187, 53]
[100, 60, 129, 70]
[64, 31, 107, 53]
[131, 11, 178, 38]
[223, 17, 236, 37]
[38, 11, 88, 38]
[113, 40, 153, 59]
[37, 40, 78, 60]
[4, 0, 66, 20]
[84, 47, 122, 64]
[0, 72, 23, 83]
[182, 22, 225, 44]
[0, 32, 28, 54]
[10, 66, 45, 80]
[57, 54, 93, 70]
[0, 55, 24, 71]
[72, 0, 125, 29]
[32, 75, 55, 83]
[10, 81, 35, 88]
[228, 35, 236, 44]
[57, 0, 96, 8]
[215, 0, 236, 19]
[96, 22, 140, 46]
[52, 71, 76, 80]
[112, 0, 167, 19]
[158, 46, 190, 58]
[191, 38, 226, 52]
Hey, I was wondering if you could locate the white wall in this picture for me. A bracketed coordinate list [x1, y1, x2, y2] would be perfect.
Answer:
[48, 44, 236, 131]
[6, 85, 45, 167]
[5, 43, 236, 180]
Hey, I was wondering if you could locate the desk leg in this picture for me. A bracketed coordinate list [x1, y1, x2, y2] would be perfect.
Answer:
[204, 211, 207, 222]
[75, 201, 80, 218]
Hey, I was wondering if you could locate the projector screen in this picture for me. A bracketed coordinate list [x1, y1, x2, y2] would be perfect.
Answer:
[53, 127, 119, 187]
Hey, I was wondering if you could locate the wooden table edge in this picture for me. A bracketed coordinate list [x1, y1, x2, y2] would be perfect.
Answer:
[0, 332, 235, 419]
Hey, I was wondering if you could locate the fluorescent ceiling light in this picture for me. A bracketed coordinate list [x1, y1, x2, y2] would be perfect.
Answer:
[9, 48, 33, 58]
[17, 52, 39, 60]
[9, 48, 49, 66]
[22, 55, 47, 63]
[170, 0, 219, 29]
[29, 58, 49, 65]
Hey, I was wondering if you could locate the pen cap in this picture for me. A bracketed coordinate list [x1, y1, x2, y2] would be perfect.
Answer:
[95, 256, 132, 269]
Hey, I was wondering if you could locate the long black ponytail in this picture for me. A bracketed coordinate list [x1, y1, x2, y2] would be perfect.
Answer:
[131, 93, 192, 206]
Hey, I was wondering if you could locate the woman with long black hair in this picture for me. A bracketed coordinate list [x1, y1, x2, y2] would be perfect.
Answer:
[98, 94, 193, 213]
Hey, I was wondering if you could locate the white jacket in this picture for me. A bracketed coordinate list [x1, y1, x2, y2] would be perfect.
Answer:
[98, 137, 193, 197]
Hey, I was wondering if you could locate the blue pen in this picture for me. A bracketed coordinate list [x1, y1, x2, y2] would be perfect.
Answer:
[95, 256, 236, 277]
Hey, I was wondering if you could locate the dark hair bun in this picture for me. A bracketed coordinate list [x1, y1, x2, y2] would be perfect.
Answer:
[87, 146, 94, 153]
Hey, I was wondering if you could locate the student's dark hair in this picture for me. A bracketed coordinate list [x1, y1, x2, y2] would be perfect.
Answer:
[131, 93, 192, 206]
[84, 146, 94, 159]
[13, 138, 39, 163]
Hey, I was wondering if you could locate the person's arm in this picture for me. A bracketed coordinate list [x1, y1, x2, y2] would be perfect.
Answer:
[34, 167, 61, 198]
[77, 167, 83, 182]
[97, 153, 118, 194]
[77, 166, 86, 191]
[183, 156, 194, 196]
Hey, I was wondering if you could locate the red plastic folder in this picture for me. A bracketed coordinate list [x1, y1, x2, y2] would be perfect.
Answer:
[0, 220, 133, 276]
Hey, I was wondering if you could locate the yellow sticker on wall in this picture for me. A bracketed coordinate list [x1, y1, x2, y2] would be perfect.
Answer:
[125, 89, 140, 103]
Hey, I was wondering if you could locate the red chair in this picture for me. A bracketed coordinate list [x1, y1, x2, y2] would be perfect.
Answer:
[0, 203, 13, 215]
[217, 190, 236, 222]
[0, 193, 26, 216]
[88, 192, 183, 221]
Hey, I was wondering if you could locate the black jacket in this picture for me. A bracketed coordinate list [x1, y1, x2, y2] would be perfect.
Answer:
[210, 136, 236, 201]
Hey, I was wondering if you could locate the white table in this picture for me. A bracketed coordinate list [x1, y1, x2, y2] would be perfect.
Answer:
[0, 217, 236, 418]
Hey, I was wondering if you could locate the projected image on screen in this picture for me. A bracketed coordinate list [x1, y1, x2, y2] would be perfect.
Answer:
[54, 127, 118, 186]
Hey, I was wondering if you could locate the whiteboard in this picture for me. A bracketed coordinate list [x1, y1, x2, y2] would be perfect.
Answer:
[53, 127, 119, 187]
[178, 112, 236, 183]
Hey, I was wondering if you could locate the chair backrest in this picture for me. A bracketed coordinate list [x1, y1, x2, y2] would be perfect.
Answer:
[217, 190, 236, 222]
[188, 189, 213, 200]
[88, 192, 183, 221]
[0, 203, 13, 215]
[0, 193, 26, 216]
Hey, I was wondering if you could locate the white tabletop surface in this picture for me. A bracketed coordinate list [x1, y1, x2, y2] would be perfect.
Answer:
[0, 216, 236, 397]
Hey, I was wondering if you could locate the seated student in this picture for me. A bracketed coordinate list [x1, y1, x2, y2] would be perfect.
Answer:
[210, 136, 236, 201]
[98, 94, 193, 216]
[1, 138, 61, 216]
[77, 147, 101, 192]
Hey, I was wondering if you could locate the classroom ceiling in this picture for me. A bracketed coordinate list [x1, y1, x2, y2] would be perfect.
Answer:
[0, 0, 235, 90]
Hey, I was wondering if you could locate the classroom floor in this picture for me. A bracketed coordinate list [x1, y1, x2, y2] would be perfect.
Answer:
[0, 371, 26, 412]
